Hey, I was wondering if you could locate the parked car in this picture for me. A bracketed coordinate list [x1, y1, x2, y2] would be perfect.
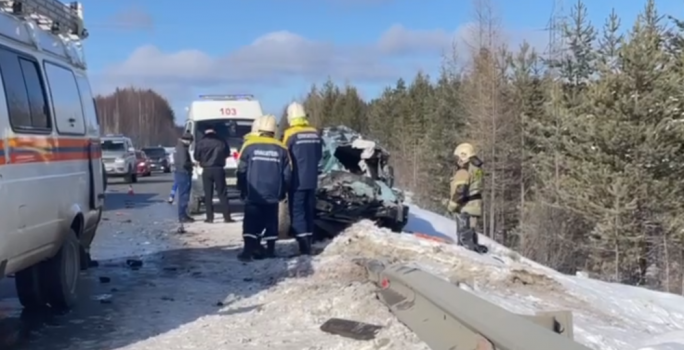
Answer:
[135, 151, 152, 177]
[142, 147, 171, 173]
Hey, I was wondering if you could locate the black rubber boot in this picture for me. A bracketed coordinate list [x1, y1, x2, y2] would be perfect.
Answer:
[297, 237, 311, 256]
[458, 229, 479, 252]
[264, 241, 276, 258]
[238, 238, 255, 262]
[252, 239, 267, 260]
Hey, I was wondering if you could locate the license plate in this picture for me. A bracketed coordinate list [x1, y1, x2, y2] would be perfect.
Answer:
[226, 177, 237, 185]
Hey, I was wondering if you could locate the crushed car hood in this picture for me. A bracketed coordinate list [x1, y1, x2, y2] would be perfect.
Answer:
[315, 126, 408, 232]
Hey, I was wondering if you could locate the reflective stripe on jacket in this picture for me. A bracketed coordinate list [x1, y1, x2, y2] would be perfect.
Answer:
[237, 136, 291, 204]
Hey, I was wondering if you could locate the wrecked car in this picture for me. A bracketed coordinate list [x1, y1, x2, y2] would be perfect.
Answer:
[278, 126, 410, 240]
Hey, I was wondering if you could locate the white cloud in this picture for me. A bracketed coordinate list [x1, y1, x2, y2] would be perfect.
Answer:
[377, 24, 468, 56]
[92, 23, 547, 100]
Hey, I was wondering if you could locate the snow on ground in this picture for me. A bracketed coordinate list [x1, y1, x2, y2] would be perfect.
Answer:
[402, 204, 684, 350]
[113, 213, 429, 350]
[106, 201, 684, 350]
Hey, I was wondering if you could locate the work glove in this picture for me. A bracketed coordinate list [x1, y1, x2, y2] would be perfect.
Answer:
[447, 200, 460, 213]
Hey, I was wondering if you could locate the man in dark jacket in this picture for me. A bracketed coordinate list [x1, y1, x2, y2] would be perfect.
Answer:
[193, 127, 234, 223]
[174, 132, 195, 223]
[236, 115, 291, 261]
[282, 102, 322, 255]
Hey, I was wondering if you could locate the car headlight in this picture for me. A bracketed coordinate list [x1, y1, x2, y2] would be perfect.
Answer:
[138, 162, 146, 166]
[115, 158, 125, 164]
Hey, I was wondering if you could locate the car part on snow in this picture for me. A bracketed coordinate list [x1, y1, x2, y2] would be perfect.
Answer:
[455, 212, 488, 254]
[360, 259, 588, 350]
[278, 126, 409, 240]
[319, 318, 383, 341]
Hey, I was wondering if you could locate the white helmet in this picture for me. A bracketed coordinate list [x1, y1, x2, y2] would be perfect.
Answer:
[250, 117, 261, 134]
[257, 114, 277, 133]
[453, 143, 475, 163]
[286, 102, 306, 124]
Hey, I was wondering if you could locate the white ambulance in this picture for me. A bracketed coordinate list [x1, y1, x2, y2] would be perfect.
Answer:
[0, 0, 104, 310]
[183, 94, 263, 213]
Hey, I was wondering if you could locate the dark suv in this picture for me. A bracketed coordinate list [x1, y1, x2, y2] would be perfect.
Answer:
[141, 147, 170, 173]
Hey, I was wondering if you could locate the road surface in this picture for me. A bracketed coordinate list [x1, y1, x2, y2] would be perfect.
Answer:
[0, 174, 424, 350]
[0, 173, 196, 349]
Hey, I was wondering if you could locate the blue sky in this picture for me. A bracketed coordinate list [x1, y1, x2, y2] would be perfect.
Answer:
[80, 0, 683, 124]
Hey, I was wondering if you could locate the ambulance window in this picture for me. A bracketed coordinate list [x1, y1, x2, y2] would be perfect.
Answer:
[75, 74, 100, 135]
[43, 62, 86, 135]
[18, 58, 51, 130]
[0, 49, 51, 133]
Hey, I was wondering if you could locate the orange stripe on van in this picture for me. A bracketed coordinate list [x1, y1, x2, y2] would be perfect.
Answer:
[4, 137, 101, 164]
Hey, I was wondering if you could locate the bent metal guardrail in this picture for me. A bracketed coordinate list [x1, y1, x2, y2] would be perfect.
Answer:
[359, 259, 593, 350]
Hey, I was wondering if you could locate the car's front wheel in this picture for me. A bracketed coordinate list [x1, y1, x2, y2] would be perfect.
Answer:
[278, 199, 291, 239]
[124, 166, 135, 183]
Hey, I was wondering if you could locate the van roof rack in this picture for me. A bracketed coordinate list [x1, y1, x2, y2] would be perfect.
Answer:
[198, 94, 254, 101]
[1, 0, 87, 39]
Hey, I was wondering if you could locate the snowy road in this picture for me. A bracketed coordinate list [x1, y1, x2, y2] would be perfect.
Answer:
[0, 174, 425, 350]
[4, 174, 684, 350]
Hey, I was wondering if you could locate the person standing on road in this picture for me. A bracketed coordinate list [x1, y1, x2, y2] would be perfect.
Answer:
[193, 126, 234, 223]
[173, 132, 195, 223]
[236, 115, 291, 261]
[446, 142, 487, 253]
[282, 102, 322, 255]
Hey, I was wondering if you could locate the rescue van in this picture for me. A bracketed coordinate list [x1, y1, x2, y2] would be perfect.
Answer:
[0, 0, 104, 310]
[183, 94, 263, 213]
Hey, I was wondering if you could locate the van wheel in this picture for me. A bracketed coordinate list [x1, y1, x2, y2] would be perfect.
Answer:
[40, 228, 81, 310]
[278, 199, 291, 239]
[15, 265, 46, 309]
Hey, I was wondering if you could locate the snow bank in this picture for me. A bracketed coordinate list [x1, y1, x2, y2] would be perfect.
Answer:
[118, 202, 684, 350]
[401, 204, 684, 350]
[118, 218, 429, 350]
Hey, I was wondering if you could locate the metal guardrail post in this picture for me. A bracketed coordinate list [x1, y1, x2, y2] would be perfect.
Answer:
[361, 259, 592, 350]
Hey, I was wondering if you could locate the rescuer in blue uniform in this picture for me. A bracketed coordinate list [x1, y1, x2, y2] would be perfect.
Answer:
[282, 102, 322, 255]
[236, 115, 291, 261]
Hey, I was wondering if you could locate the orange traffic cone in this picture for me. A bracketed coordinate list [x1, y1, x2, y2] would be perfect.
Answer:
[127, 185, 134, 196]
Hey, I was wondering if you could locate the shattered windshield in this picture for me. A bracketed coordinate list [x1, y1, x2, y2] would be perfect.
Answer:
[195, 118, 252, 149]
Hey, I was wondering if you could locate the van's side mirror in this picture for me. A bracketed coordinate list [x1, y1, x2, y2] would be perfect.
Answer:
[128, 147, 135, 152]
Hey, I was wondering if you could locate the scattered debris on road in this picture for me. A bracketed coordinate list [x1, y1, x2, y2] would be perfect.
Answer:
[320, 318, 383, 341]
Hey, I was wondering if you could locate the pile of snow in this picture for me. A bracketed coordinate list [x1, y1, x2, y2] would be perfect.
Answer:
[400, 205, 684, 350]
[122, 204, 684, 350]
[121, 217, 429, 350]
